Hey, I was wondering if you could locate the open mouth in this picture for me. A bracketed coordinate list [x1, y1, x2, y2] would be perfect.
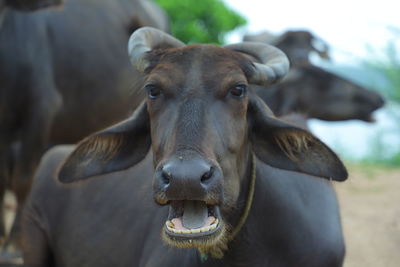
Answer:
[163, 200, 223, 245]
[363, 114, 376, 123]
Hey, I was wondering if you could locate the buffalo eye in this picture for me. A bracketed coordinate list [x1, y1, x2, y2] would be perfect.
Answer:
[145, 84, 162, 99]
[229, 84, 247, 98]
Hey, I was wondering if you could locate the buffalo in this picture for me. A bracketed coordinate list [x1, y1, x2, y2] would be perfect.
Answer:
[0, 0, 168, 250]
[0, 0, 63, 250]
[22, 27, 348, 267]
[245, 30, 384, 126]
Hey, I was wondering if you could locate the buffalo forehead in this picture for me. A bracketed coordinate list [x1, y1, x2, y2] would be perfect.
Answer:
[149, 45, 250, 94]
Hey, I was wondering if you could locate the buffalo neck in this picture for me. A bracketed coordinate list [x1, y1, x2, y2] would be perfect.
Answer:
[196, 149, 258, 266]
[224, 146, 257, 245]
[215, 157, 269, 267]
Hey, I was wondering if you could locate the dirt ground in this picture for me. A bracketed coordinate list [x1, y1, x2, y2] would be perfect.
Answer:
[335, 164, 400, 267]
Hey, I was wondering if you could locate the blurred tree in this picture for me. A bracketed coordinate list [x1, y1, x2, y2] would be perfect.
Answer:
[363, 27, 400, 166]
[154, 0, 246, 44]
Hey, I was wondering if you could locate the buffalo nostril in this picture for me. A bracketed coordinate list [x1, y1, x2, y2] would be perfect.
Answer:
[200, 166, 214, 183]
[161, 170, 172, 185]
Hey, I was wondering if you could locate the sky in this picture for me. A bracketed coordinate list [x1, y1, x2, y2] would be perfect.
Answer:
[224, 0, 400, 159]
[224, 0, 400, 63]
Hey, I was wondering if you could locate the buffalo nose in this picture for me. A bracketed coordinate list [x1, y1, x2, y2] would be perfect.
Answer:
[155, 158, 221, 200]
[367, 91, 385, 110]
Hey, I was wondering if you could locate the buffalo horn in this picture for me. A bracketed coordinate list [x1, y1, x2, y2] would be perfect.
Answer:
[313, 38, 330, 60]
[224, 42, 290, 86]
[128, 27, 185, 73]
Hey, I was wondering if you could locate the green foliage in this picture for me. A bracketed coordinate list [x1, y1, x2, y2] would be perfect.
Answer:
[361, 131, 400, 167]
[154, 0, 246, 44]
[360, 153, 400, 168]
[362, 28, 400, 167]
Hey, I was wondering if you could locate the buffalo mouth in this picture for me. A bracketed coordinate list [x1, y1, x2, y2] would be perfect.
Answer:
[362, 113, 376, 123]
[163, 200, 224, 247]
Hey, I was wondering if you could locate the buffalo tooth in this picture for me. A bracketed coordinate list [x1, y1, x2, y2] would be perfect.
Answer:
[190, 228, 201, 233]
[166, 222, 219, 234]
[200, 226, 211, 233]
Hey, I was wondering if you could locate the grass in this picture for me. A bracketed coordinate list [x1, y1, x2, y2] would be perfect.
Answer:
[344, 159, 400, 180]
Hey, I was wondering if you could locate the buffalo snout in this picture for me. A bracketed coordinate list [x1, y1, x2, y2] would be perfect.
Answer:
[153, 156, 222, 204]
[353, 88, 385, 122]
[371, 92, 385, 110]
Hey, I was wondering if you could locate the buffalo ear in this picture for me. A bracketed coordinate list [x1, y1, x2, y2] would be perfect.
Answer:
[248, 95, 347, 181]
[58, 102, 151, 183]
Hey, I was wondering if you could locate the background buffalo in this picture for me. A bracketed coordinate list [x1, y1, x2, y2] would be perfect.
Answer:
[0, 0, 168, 253]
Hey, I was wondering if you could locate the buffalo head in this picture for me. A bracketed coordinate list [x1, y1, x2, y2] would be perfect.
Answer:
[245, 30, 330, 67]
[257, 65, 385, 122]
[58, 27, 347, 254]
[274, 30, 330, 66]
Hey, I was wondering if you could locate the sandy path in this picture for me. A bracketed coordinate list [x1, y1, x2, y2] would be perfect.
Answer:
[335, 165, 400, 267]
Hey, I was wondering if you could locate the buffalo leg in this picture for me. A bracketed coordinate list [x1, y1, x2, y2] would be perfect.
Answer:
[5, 87, 61, 251]
[0, 137, 14, 247]
[0, 186, 5, 246]
[21, 207, 53, 267]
